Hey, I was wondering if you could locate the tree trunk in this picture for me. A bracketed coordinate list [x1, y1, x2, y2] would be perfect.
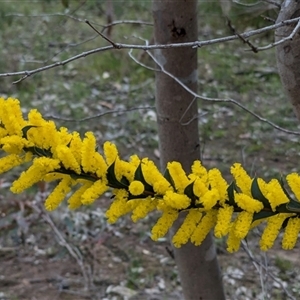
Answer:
[152, 1, 225, 299]
[276, 0, 300, 120]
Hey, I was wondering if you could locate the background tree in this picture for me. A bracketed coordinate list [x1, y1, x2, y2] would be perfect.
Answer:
[153, 1, 225, 299]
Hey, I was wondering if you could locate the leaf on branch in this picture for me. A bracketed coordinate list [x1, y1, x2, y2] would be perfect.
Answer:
[107, 161, 129, 189]
[163, 168, 176, 190]
[252, 211, 276, 222]
[251, 177, 271, 209]
[227, 181, 238, 207]
[134, 163, 154, 193]
[22, 125, 37, 139]
[184, 181, 196, 206]
[24, 146, 52, 158]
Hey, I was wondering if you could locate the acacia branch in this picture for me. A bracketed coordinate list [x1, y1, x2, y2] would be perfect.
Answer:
[2, 16, 300, 84]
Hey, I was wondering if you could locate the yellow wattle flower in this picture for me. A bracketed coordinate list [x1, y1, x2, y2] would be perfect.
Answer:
[265, 179, 290, 211]
[232, 211, 253, 239]
[81, 180, 108, 205]
[282, 217, 300, 250]
[190, 210, 217, 246]
[208, 168, 228, 204]
[172, 209, 202, 248]
[151, 209, 179, 241]
[214, 205, 234, 238]
[163, 191, 191, 210]
[226, 226, 242, 253]
[68, 181, 94, 210]
[0, 97, 26, 136]
[167, 161, 190, 193]
[230, 163, 252, 196]
[56, 145, 81, 174]
[103, 141, 118, 166]
[259, 213, 293, 251]
[129, 180, 144, 196]
[234, 192, 264, 213]
[191, 160, 208, 183]
[286, 173, 300, 201]
[44, 177, 73, 211]
[11, 157, 61, 193]
[0, 154, 24, 174]
[131, 197, 157, 222]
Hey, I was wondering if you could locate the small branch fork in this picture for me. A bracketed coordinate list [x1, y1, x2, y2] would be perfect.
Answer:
[132, 49, 300, 136]
[1, 17, 300, 83]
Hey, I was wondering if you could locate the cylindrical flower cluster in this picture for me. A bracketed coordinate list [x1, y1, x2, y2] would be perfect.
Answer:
[1, 97, 300, 252]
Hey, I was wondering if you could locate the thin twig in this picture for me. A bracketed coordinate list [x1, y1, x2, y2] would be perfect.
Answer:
[30, 203, 91, 291]
[143, 50, 300, 136]
[85, 20, 120, 48]
[227, 19, 258, 53]
[254, 19, 300, 51]
[2, 17, 300, 83]
[45, 106, 155, 122]
[241, 241, 296, 300]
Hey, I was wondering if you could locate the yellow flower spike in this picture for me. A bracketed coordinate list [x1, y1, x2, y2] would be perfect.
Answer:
[226, 226, 242, 253]
[190, 210, 217, 246]
[151, 209, 179, 241]
[172, 209, 202, 248]
[81, 180, 109, 205]
[44, 177, 73, 211]
[265, 179, 290, 212]
[199, 189, 219, 210]
[234, 192, 264, 213]
[131, 197, 158, 222]
[259, 213, 293, 251]
[81, 132, 97, 172]
[129, 154, 141, 168]
[0, 136, 29, 154]
[191, 160, 208, 183]
[69, 132, 83, 164]
[129, 180, 144, 196]
[286, 173, 300, 201]
[0, 98, 26, 135]
[163, 190, 191, 210]
[0, 127, 7, 139]
[208, 168, 228, 204]
[282, 217, 300, 250]
[68, 181, 93, 210]
[167, 161, 190, 193]
[214, 205, 234, 238]
[11, 157, 60, 193]
[232, 211, 253, 239]
[231, 163, 252, 195]
[116, 160, 136, 182]
[0, 154, 24, 174]
[193, 178, 208, 198]
[26, 112, 58, 150]
[103, 141, 118, 166]
[56, 145, 81, 174]
[106, 189, 134, 223]
[141, 158, 172, 194]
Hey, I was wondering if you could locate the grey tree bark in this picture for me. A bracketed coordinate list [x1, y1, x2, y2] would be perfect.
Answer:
[152, 1, 225, 299]
[276, 0, 300, 119]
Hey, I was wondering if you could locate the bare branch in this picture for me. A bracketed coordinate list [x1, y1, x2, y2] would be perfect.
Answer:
[85, 20, 120, 48]
[30, 203, 91, 290]
[45, 106, 155, 122]
[144, 50, 300, 136]
[241, 241, 296, 300]
[254, 19, 300, 51]
[2, 17, 300, 83]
